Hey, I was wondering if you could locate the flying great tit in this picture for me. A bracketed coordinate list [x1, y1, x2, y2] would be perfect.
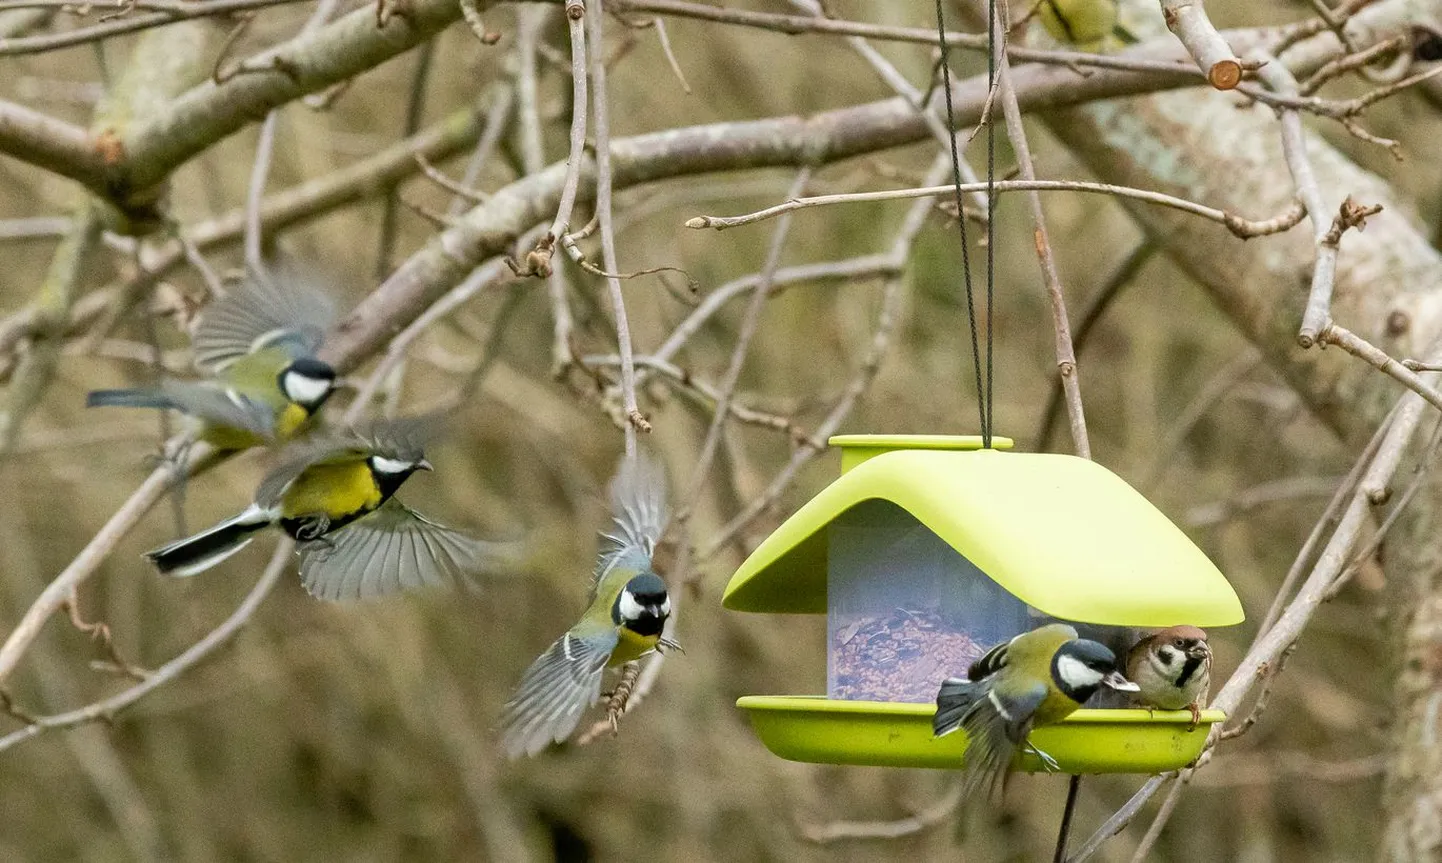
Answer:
[87, 271, 339, 450]
[146, 416, 507, 600]
[933, 623, 1138, 798]
[1036, 0, 1137, 53]
[1125, 625, 1212, 728]
[501, 452, 678, 759]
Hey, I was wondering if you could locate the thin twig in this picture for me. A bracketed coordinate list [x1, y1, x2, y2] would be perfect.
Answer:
[684, 179, 1302, 235]
[546, 1, 591, 250]
[1318, 322, 1442, 416]
[243, 110, 280, 278]
[1254, 404, 1395, 638]
[1258, 58, 1341, 349]
[993, 17, 1089, 457]
[697, 158, 946, 563]
[1036, 241, 1155, 450]
[676, 168, 811, 587]
[587, 0, 648, 449]
[375, 41, 436, 281]
[0, 541, 291, 753]
[0, 444, 222, 687]
[651, 17, 691, 93]
[614, 0, 1210, 75]
[799, 781, 964, 843]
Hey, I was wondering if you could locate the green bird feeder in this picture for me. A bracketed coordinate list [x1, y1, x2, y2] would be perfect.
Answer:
[722, 434, 1244, 773]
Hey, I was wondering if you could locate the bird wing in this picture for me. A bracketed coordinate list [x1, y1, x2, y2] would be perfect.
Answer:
[348, 413, 445, 462]
[958, 680, 1047, 800]
[592, 451, 669, 591]
[192, 270, 335, 372]
[295, 498, 509, 601]
[500, 627, 619, 759]
[154, 380, 278, 436]
[967, 638, 1010, 681]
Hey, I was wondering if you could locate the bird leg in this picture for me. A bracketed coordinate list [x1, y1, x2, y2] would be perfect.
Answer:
[1187, 702, 1201, 731]
[1023, 741, 1061, 773]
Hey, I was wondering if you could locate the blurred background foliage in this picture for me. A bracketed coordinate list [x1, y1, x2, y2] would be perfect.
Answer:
[1, 0, 1439, 859]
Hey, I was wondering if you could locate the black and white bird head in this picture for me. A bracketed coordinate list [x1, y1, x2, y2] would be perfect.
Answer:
[1052, 638, 1138, 704]
[613, 572, 671, 637]
[279, 358, 338, 412]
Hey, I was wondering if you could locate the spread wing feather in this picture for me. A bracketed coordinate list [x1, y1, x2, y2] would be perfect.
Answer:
[592, 451, 669, 588]
[955, 681, 1046, 800]
[297, 498, 512, 601]
[500, 629, 617, 758]
[192, 270, 335, 372]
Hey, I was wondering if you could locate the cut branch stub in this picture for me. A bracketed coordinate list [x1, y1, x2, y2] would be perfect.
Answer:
[1161, 0, 1244, 91]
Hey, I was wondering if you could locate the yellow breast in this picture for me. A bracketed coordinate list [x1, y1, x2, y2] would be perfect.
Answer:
[273, 402, 313, 440]
[281, 461, 383, 521]
[609, 627, 661, 667]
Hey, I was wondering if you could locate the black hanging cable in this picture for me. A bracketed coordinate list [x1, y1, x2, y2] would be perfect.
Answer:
[933, 0, 988, 446]
[984, 0, 996, 448]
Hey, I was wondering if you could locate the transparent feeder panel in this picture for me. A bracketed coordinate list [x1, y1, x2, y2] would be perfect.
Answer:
[828, 499, 1030, 702]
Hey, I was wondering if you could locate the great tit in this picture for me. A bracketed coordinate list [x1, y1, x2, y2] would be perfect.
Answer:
[146, 416, 505, 600]
[933, 623, 1138, 797]
[1036, 0, 1137, 53]
[1125, 625, 1212, 728]
[87, 272, 338, 450]
[501, 452, 678, 758]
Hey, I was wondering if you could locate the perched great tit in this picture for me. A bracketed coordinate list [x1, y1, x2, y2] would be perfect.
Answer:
[87, 272, 338, 450]
[933, 623, 1138, 798]
[501, 452, 678, 759]
[1036, 0, 1136, 53]
[1125, 625, 1212, 728]
[146, 416, 506, 600]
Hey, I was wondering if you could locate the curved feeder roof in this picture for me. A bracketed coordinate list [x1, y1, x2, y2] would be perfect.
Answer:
[722, 435, 1243, 627]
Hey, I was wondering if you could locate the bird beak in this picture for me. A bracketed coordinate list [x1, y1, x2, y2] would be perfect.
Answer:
[1102, 671, 1140, 692]
[417, 459, 434, 472]
[1187, 644, 1211, 660]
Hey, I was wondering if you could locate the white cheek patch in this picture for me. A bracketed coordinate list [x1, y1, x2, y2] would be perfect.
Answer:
[284, 373, 333, 405]
[618, 589, 646, 621]
[371, 456, 414, 475]
[658, 595, 672, 616]
[1056, 654, 1105, 690]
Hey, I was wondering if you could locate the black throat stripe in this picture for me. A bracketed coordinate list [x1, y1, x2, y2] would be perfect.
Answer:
[1175, 655, 1203, 688]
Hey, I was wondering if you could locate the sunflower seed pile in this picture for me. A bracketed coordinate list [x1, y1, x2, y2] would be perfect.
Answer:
[831, 610, 986, 703]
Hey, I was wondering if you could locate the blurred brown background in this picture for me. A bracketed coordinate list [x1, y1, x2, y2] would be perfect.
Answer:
[2, 0, 1439, 859]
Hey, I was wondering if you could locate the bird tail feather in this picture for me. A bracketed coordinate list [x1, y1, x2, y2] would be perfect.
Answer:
[933, 676, 985, 738]
[86, 388, 176, 410]
[146, 505, 272, 577]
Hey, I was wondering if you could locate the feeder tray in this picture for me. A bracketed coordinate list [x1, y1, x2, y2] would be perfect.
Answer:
[723, 434, 1243, 773]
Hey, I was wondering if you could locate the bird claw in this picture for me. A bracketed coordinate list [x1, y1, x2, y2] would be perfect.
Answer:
[1024, 742, 1061, 773]
[1187, 702, 1201, 731]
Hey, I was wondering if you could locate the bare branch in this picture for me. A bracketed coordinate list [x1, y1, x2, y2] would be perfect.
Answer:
[684, 179, 1297, 234]
[994, 24, 1089, 457]
[0, 98, 108, 189]
[587, 0, 647, 448]
[0, 541, 291, 753]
